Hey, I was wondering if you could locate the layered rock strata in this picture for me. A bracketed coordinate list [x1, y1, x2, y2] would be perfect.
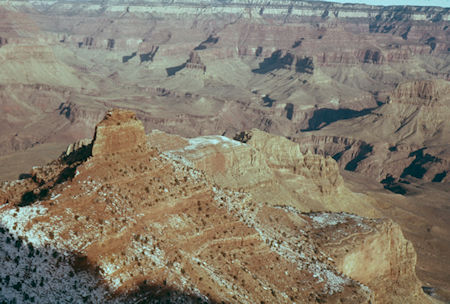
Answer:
[295, 79, 450, 184]
[152, 128, 378, 217]
[0, 109, 432, 303]
[91, 109, 148, 156]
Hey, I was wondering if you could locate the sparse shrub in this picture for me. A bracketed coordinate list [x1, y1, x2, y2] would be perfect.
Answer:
[14, 238, 22, 249]
[12, 281, 22, 291]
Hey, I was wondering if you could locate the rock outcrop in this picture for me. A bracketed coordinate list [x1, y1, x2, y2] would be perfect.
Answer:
[152, 128, 378, 217]
[185, 51, 206, 72]
[65, 138, 91, 156]
[389, 79, 449, 105]
[0, 109, 433, 303]
[92, 109, 148, 156]
[296, 79, 450, 183]
[309, 214, 427, 304]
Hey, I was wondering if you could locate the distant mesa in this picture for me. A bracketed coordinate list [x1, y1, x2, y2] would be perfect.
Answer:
[185, 51, 206, 72]
[166, 51, 206, 76]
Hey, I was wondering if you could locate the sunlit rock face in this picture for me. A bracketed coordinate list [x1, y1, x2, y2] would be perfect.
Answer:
[0, 0, 448, 301]
[92, 109, 148, 157]
[0, 110, 433, 303]
[295, 79, 450, 184]
[151, 128, 379, 217]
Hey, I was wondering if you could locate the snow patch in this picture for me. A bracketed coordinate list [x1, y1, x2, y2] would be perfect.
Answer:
[185, 136, 244, 150]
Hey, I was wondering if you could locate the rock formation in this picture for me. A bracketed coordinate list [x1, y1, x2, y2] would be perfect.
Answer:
[0, 109, 434, 303]
[153, 128, 380, 217]
[295, 79, 450, 184]
[91, 109, 148, 156]
[65, 138, 91, 156]
[254, 50, 314, 74]
[185, 52, 207, 72]
[0, 0, 448, 301]
[309, 214, 425, 304]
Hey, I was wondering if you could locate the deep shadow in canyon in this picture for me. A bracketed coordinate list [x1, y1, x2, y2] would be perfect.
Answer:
[302, 107, 376, 131]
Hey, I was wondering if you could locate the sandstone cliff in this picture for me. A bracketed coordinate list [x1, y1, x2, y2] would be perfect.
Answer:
[92, 109, 148, 156]
[152, 128, 378, 217]
[1, 0, 449, 175]
[309, 214, 428, 304]
[296, 79, 450, 183]
[0, 109, 432, 303]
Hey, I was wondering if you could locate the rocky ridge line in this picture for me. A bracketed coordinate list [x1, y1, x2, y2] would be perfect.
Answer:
[0, 109, 433, 303]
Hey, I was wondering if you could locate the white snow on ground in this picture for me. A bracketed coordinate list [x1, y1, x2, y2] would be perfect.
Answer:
[185, 136, 244, 151]
[164, 135, 245, 167]
[0, 204, 53, 247]
[1, 179, 25, 190]
[310, 212, 348, 226]
[309, 212, 371, 229]
[50, 193, 61, 200]
[0, 140, 372, 302]
[163, 152, 194, 167]
[211, 187, 358, 295]
[0, 225, 111, 303]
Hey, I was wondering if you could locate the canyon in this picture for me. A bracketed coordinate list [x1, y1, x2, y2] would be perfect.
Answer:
[0, 0, 449, 302]
[0, 109, 435, 303]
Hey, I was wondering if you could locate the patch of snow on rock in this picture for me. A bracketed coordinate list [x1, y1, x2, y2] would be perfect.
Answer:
[186, 136, 243, 150]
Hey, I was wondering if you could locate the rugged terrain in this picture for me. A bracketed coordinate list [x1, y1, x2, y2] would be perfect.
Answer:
[0, 0, 449, 183]
[0, 0, 449, 302]
[293, 79, 450, 186]
[0, 109, 434, 303]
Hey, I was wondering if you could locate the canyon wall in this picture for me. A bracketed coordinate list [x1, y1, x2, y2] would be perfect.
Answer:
[0, 109, 433, 303]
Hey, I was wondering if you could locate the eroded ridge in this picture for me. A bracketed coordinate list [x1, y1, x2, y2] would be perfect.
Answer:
[0, 109, 431, 303]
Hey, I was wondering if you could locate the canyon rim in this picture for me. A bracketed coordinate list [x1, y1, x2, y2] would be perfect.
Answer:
[0, 0, 449, 303]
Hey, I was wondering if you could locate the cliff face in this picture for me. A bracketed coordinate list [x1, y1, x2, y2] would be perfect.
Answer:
[0, 109, 431, 303]
[8, 0, 448, 63]
[92, 109, 148, 156]
[390, 79, 449, 104]
[151, 128, 378, 217]
[309, 214, 429, 304]
[296, 79, 450, 184]
[1, 0, 449, 167]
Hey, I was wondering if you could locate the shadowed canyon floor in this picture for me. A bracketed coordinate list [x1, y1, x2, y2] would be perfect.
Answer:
[0, 0, 449, 302]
